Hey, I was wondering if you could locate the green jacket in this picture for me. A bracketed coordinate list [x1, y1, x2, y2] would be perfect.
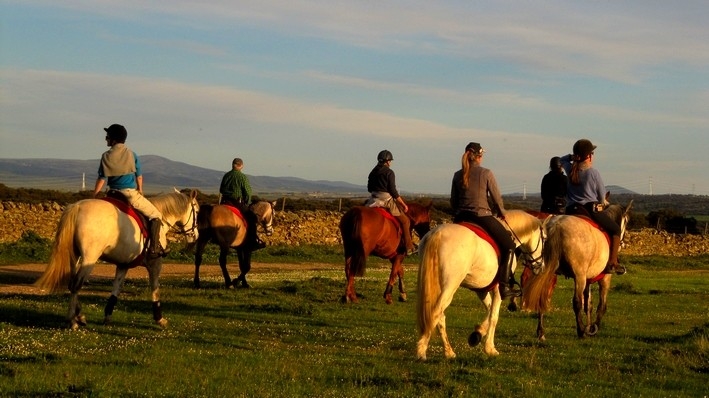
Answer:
[219, 169, 252, 204]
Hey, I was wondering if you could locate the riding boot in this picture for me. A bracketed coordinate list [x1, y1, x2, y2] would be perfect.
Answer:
[603, 235, 625, 275]
[498, 249, 521, 298]
[396, 214, 415, 256]
[246, 211, 266, 251]
[148, 219, 169, 259]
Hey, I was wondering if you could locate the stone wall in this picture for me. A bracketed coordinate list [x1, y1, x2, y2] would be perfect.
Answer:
[2, 201, 709, 256]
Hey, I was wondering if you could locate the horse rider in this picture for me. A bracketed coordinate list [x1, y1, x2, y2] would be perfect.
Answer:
[366, 149, 416, 256]
[219, 157, 266, 250]
[450, 142, 521, 298]
[559, 139, 625, 275]
[540, 156, 568, 214]
[93, 124, 169, 259]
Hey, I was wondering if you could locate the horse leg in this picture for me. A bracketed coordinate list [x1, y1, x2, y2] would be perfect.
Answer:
[67, 264, 94, 330]
[471, 291, 501, 357]
[383, 258, 401, 304]
[342, 256, 358, 303]
[218, 247, 232, 288]
[234, 248, 252, 288]
[536, 312, 546, 342]
[396, 258, 407, 302]
[573, 278, 588, 338]
[104, 267, 128, 325]
[590, 276, 611, 336]
[146, 258, 168, 328]
[583, 284, 594, 336]
[193, 237, 207, 288]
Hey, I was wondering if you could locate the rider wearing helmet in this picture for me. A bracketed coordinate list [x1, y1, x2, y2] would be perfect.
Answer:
[540, 156, 568, 214]
[94, 124, 170, 259]
[366, 149, 415, 256]
[451, 142, 520, 298]
[559, 139, 625, 275]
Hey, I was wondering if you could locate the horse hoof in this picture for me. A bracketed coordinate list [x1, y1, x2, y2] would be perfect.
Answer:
[398, 293, 407, 303]
[384, 294, 393, 305]
[507, 301, 518, 312]
[587, 324, 599, 336]
[468, 331, 483, 347]
[156, 318, 168, 328]
[103, 316, 112, 326]
[77, 314, 87, 326]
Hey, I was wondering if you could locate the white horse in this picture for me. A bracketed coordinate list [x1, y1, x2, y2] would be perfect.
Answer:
[415, 209, 544, 360]
[35, 188, 200, 329]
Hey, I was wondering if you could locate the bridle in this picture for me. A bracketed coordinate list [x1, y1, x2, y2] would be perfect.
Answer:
[504, 218, 545, 274]
[165, 199, 199, 240]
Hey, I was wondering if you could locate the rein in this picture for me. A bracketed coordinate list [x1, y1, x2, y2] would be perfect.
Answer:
[503, 218, 545, 273]
[164, 200, 199, 239]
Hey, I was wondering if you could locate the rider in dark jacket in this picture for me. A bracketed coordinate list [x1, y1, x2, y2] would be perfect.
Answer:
[367, 150, 415, 256]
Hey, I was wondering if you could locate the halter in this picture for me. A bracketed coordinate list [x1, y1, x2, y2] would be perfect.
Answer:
[164, 199, 199, 240]
[252, 201, 275, 235]
[504, 219, 545, 274]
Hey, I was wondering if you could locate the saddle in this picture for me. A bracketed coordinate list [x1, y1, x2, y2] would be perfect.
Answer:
[101, 190, 150, 268]
[455, 221, 500, 258]
[102, 190, 149, 238]
[566, 205, 612, 281]
[566, 205, 610, 246]
[223, 204, 249, 229]
[373, 207, 401, 235]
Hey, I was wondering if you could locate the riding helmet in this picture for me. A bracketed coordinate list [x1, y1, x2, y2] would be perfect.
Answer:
[377, 150, 394, 163]
[572, 139, 596, 158]
[104, 124, 128, 143]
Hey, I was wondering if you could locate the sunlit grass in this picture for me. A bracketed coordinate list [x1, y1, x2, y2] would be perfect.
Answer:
[1, 257, 708, 397]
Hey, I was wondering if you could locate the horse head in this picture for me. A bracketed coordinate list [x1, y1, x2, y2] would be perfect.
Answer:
[251, 200, 277, 236]
[407, 201, 433, 238]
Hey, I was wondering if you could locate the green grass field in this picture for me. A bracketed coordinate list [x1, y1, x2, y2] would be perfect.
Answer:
[1, 255, 708, 397]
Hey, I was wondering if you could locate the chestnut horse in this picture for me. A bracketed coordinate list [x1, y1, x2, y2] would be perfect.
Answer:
[339, 202, 432, 304]
[193, 200, 276, 289]
[415, 210, 544, 360]
[35, 189, 200, 329]
[522, 201, 633, 340]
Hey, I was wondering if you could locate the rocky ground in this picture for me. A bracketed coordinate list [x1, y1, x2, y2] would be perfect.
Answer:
[2, 200, 709, 256]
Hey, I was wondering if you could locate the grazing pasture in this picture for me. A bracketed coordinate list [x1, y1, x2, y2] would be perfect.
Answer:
[1, 256, 708, 397]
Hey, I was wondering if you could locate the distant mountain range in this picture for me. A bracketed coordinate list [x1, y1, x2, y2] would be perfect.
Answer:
[0, 156, 368, 196]
[0, 156, 642, 197]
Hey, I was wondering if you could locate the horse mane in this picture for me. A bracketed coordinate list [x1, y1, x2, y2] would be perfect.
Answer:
[150, 192, 192, 219]
[503, 209, 541, 237]
[603, 204, 624, 225]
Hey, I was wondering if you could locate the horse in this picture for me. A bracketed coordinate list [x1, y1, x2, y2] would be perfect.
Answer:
[415, 209, 544, 360]
[193, 200, 276, 289]
[522, 201, 633, 341]
[35, 188, 200, 330]
[339, 202, 432, 304]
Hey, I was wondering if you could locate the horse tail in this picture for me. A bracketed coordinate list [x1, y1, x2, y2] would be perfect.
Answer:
[416, 231, 441, 336]
[340, 208, 367, 277]
[35, 204, 80, 292]
[522, 223, 561, 313]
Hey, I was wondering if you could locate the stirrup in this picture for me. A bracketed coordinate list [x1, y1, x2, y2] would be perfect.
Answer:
[500, 286, 522, 299]
[603, 263, 626, 275]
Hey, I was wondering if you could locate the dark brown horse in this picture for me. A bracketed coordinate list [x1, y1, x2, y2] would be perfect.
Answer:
[339, 202, 432, 304]
[193, 200, 276, 289]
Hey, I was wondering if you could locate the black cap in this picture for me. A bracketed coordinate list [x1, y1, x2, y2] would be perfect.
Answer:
[465, 142, 485, 154]
[573, 139, 596, 158]
[104, 124, 127, 143]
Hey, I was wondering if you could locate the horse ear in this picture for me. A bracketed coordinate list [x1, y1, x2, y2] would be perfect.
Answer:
[173, 187, 180, 194]
[625, 199, 634, 214]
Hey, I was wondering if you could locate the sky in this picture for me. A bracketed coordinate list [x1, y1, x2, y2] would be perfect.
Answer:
[1, 1, 708, 196]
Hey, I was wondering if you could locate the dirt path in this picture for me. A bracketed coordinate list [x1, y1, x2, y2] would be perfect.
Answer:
[0, 262, 340, 295]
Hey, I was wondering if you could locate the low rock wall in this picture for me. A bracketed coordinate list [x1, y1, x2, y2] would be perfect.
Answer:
[2, 201, 709, 256]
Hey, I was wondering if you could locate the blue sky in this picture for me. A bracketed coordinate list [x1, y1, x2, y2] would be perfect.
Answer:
[2, 1, 708, 196]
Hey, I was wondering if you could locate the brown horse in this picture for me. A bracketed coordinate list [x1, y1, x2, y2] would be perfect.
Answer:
[339, 202, 432, 304]
[193, 200, 276, 289]
[522, 201, 633, 340]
